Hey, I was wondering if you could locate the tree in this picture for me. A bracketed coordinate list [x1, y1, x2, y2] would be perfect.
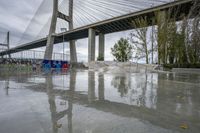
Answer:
[186, 0, 200, 64]
[111, 38, 133, 62]
[130, 17, 150, 64]
[166, 18, 177, 64]
[188, 18, 200, 64]
[150, 19, 156, 64]
[97, 55, 104, 61]
[155, 10, 188, 65]
[174, 19, 188, 65]
[156, 11, 169, 64]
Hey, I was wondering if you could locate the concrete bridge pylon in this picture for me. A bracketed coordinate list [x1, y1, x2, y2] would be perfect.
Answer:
[88, 28, 105, 62]
[44, 0, 77, 63]
[0, 31, 11, 58]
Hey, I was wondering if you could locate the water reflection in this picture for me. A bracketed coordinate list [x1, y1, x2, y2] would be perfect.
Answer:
[111, 75, 130, 97]
[45, 71, 107, 133]
[131, 74, 157, 109]
[88, 71, 95, 103]
[110, 73, 157, 109]
[0, 70, 200, 133]
[98, 73, 105, 101]
[46, 71, 76, 133]
[3, 79, 10, 96]
[43, 71, 200, 132]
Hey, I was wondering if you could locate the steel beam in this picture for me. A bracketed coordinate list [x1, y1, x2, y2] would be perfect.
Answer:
[0, 44, 7, 47]
[58, 11, 70, 22]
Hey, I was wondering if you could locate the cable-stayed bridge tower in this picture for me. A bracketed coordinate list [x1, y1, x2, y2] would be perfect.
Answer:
[0, 32, 11, 58]
[44, 0, 77, 62]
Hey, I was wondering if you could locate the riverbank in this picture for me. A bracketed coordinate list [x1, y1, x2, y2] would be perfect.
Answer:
[0, 64, 32, 72]
[82, 61, 200, 74]
[1, 61, 200, 74]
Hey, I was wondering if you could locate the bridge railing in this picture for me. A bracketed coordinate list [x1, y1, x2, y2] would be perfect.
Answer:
[0, 48, 69, 61]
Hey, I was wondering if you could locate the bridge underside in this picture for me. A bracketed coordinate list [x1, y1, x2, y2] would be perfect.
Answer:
[0, 0, 194, 57]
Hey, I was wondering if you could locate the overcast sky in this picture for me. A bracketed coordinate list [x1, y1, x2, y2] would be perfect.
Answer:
[0, 0, 169, 62]
[0, 0, 129, 62]
[0, 0, 43, 43]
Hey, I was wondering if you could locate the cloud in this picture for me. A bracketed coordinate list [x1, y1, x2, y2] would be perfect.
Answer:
[0, 0, 44, 46]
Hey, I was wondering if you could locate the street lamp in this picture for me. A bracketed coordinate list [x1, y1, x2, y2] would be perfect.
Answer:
[60, 28, 67, 60]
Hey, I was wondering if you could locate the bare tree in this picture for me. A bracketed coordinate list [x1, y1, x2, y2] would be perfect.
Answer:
[130, 17, 150, 64]
[150, 20, 156, 64]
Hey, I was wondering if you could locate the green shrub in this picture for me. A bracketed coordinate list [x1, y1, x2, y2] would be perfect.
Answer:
[164, 64, 200, 69]
[97, 55, 104, 61]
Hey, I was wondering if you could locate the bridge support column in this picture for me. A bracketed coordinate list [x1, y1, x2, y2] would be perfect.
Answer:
[69, 40, 77, 63]
[7, 32, 11, 58]
[44, 0, 77, 62]
[88, 28, 96, 62]
[69, 0, 77, 63]
[44, 0, 58, 60]
[98, 33, 105, 61]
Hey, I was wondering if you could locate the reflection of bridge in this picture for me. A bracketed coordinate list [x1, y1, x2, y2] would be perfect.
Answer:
[12, 71, 197, 133]
[0, 0, 195, 62]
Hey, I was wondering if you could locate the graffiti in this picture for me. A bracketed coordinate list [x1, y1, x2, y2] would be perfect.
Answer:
[42, 60, 70, 72]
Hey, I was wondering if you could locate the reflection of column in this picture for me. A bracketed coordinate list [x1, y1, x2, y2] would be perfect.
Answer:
[98, 74, 105, 101]
[46, 72, 76, 133]
[46, 75, 58, 133]
[88, 71, 95, 103]
[141, 74, 148, 106]
[68, 105, 73, 133]
[5, 79, 9, 96]
[68, 70, 76, 133]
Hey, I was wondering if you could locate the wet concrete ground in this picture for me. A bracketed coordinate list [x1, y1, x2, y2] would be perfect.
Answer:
[0, 70, 200, 133]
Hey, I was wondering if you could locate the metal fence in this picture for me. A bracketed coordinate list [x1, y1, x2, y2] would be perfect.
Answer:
[0, 48, 70, 61]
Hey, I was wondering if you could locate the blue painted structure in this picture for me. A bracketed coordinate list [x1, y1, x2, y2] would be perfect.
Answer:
[42, 60, 70, 71]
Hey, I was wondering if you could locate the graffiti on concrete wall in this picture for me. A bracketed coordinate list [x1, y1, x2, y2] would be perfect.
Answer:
[42, 60, 70, 72]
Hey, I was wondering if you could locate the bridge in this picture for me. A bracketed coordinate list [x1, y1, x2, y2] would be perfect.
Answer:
[0, 0, 196, 62]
